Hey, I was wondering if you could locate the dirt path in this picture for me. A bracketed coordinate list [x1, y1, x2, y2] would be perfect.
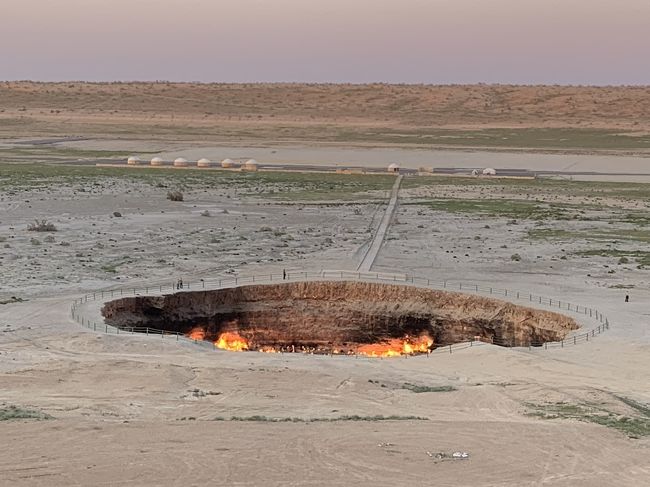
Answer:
[357, 175, 402, 272]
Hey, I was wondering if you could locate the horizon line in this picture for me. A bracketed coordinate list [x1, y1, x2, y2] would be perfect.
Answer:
[2, 80, 650, 89]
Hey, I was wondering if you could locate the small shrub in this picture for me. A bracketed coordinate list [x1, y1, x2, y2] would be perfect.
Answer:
[618, 257, 629, 265]
[113, 211, 122, 217]
[200, 210, 210, 217]
[30, 238, 41, 246]
[27, 219, 57, 232]
[167, 191, 184, 202]
[511, 253, 521, 261]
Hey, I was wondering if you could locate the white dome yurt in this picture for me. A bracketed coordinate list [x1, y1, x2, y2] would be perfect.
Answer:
[388, 163, 400, 173]
[242, 159, 258, 172]
[173, 157, 189, 167]
[150, 157, 164, 166]
[221, 158, 235, 168]
[127, 156, 140, 165]
[482, 167, 497, 176]
[197, 158, 213, 168]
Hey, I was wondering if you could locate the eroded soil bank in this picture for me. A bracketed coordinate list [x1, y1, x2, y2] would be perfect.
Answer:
[101, 281, 579, 351]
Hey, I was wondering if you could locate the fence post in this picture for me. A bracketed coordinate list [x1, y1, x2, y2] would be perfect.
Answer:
[449, 345, 452, 354]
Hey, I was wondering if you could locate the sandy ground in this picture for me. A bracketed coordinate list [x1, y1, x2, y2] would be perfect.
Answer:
[1, 168, 650, 486]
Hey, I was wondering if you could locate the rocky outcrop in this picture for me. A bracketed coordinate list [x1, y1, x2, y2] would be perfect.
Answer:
[102, 281, 579, 349]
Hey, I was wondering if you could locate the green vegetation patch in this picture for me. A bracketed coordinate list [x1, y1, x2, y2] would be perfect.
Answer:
[401, 383, 457, 393]
[333, 127, 650, 150]
[209, 414, 428, 422]
[0, 163, 394, 201]
[526, 398, 650, 438]
[0, 406, 53, 421]
[410, 198, 583, 220]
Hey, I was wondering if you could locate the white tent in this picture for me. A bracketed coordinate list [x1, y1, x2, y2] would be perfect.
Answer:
[174, 158, 189, 167]
[242, 159, 258, 172]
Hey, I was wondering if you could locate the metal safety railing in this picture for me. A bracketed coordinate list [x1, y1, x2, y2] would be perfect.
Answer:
[70, 269, 610, 354]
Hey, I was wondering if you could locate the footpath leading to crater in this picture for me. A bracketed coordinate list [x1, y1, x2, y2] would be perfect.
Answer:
[357, 175, 402, 272]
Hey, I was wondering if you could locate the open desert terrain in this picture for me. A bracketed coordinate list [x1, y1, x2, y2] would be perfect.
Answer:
[1, 83, 649, 486]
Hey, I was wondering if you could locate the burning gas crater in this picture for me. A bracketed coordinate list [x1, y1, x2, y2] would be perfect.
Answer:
[101, 281, 578, 357]
[188, 327, 433, 357]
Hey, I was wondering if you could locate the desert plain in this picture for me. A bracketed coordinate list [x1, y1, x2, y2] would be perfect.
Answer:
[0, 83, 649, 486]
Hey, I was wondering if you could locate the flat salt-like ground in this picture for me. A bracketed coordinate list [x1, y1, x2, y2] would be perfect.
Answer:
[0, 171, 649, 486]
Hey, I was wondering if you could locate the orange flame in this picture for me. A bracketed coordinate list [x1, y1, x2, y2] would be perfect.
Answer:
[357, 336, 433, 357]
[187, 327, 206, 341]
[215, 332, 249, 352]
[259, 346, 279, 354]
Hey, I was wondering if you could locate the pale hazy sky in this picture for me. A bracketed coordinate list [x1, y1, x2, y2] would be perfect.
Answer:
[1, 0, 649, 84]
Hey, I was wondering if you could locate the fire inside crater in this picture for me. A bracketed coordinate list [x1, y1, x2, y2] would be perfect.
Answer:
[101, 281, 579, 356]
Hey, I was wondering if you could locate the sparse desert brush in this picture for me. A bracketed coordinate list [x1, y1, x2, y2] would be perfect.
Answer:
[167, 190, 184, 201]
[27, 219, 57, 232]
[511, 253, 522, 261]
